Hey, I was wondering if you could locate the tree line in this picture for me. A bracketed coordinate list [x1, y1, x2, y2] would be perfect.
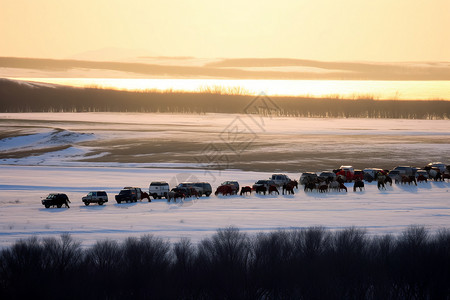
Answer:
[1, 226, 449, 299]
[1, 79, 449, 119]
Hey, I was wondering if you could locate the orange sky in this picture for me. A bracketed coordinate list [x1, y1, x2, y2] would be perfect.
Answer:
[1, 0, 449, 61]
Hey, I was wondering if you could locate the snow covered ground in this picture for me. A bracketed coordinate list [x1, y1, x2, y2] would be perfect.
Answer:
[0, 165, 449, 248]
[0, 113, 449, 248]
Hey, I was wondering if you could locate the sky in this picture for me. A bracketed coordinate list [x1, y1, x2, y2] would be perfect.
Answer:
[1, 0, 449, 62]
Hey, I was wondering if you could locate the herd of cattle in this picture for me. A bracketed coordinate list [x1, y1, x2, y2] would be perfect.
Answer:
[41, 162, 449, 208]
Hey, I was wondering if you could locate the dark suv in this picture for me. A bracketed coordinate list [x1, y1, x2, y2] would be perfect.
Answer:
[42, 193, 71, 208]
[115, 188, 142, 203]
[177, 182, 212, 197]
[221, 181, 240, 194]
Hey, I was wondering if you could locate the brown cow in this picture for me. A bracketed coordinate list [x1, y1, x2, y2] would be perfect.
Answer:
[240, 186, 252, 196]
[215, 185, 233, 196]
[268, 185, 279, 195]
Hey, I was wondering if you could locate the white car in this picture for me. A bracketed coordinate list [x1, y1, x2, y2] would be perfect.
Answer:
[270, 174, 291, 187]
[82, 191, 108, 206]
[149, 181, 170, 199]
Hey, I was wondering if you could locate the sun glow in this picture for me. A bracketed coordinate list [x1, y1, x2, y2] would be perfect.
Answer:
[13, 78, 450, 100]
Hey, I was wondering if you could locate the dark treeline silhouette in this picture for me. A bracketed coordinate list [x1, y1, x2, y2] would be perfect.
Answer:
[1, 79, 449, 119]
[1, 226, 449, 299]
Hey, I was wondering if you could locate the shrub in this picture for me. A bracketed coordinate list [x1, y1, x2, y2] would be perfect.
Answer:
[1, 227, 449, 299]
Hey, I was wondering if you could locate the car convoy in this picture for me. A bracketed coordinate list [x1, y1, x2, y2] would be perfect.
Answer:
[41, 162, 449, 208]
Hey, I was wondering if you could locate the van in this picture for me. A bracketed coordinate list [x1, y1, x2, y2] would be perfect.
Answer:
[149, 181, 170, 199]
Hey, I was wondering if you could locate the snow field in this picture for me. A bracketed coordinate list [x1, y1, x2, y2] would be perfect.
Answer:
[0, 165, 449, 248]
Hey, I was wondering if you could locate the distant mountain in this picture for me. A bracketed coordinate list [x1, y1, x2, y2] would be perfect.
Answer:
[0, 56, 449, 80]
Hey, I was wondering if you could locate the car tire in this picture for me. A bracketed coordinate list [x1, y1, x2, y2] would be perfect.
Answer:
[98, 201, 103, 205]
[57, 204, 62, 208]
[45, 204, 50, 208]
[117, 200, 121, 204]
[205, 192, 211, 197]
[84, 202, 90, 206]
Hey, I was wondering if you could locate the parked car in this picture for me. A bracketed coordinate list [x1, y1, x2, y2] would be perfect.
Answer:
[318, 171, 336, 182]
[415, 169, 429, 179]
[215, 184, 236, 196]
[177, 182, 212, 197]
[339, 165, 354, 174]
[149, 181, 170, 199]
[336, 170, 352, 181]
[393, 166, 414, 176]
[363, 168, 384, 179]
[82, 191, 108, 206]
[221, 181, 240, 194]
[171, 187, 191, 196]
[427, 162, 446, 173]
[115, 187, 142, 203]
[193, 182, 212, 196]
[252, 179, 276, 190]
[388, 170, 402, 183]
[353, 170, 364, 181]
[299, 172, 318, 185]
[270, 174, 291, 187]
[42, 193, 71, 208]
